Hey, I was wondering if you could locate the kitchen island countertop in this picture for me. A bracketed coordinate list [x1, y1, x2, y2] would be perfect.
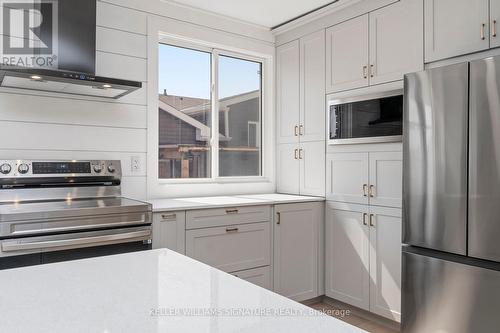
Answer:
[0, 249, 365, 333]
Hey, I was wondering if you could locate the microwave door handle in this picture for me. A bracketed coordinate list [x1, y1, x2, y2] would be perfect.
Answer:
[1, 230, 151, 252]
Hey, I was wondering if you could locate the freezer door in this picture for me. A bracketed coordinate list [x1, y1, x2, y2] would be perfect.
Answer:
[402, 250, 500, 333]
[403, 63, 468, 255]
[469, 56, 500, 262]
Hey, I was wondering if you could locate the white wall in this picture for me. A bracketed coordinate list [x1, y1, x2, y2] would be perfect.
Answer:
[0, 0, 274, 200]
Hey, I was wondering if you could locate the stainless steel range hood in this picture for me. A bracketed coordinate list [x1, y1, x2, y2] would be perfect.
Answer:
[0, 65, 142, 99]
[0, 0, 142, 99]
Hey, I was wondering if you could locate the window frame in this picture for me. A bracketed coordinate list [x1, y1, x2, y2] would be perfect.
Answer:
[156, 37, 267, 184]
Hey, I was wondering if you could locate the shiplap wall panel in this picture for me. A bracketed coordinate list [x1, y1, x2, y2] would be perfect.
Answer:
[96, 51, 147, 82]
[121, 176, 147, 199]
[0, 150, 146, 177]
[0, 93, 146, 128]
[97, 26, 147, 58]
[96, 1, 147, 35]
[0, 121, 146, 152]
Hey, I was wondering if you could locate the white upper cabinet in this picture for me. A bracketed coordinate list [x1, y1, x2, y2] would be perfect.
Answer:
[368, 152, 403, 208]
[299, 141, 325, 196]
[300, 30, 326, 142]
[326, 0, 424, 93]
[369, 0, 424, 85]
[368, 206, 402, 322]
[274, 203, 322, 302]
[425, 0, 489, 62]
[277, 31, 325, 144]
[326, 15, 370, 93]
[491, 0, 500, 48]
[326, 152, 369, 205]
[277, 40, 300, 144]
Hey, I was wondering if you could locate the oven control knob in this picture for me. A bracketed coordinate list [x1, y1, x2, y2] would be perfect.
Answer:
[93, 164, 103, 173]
[0, 163, 11, 174]
[107, 165, 116, 173]
[18, 163, 29, 174]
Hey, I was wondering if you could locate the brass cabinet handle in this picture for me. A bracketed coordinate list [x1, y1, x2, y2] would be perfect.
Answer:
[299, 149, 303, 160]
[481, 23, 486, 40]
[370, 64, 375, 78]
[294, 125, 299, 136]
[225, 209, 239, 214]
[299, 125, 304, 136]
[369, 214, 375, 227]
[161, 213, 176, 220]
[363, 184, 368, 197]
[369, 185, 375, 198]
[294, 149, 299, 160]
[493, 20, 497, 38]
[362, 213, 368, 226]
[226, 227, 239, 233]
[277, 212, 281, 225]
[363, 65, 368, 79]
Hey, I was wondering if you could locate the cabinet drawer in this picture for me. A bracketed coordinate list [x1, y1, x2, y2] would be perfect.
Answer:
[186, 222, 271, 273]
[152, 211, 186, 254]
[232, 266, 271, 290]
[186, 205, 271, 229]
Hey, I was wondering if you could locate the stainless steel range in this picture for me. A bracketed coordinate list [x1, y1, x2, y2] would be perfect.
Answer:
[0, 159, 152, 270]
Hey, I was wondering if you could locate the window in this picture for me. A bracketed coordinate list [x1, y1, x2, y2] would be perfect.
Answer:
[158, 43, 262, 180]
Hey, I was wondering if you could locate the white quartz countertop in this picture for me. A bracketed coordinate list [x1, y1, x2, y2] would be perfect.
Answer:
[0, 249, 365, 333]
[148, 193, 325, 212]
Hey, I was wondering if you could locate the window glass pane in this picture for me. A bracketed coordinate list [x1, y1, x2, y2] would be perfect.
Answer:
[158, 44, 211, 179]
[218, 55, 262, 177]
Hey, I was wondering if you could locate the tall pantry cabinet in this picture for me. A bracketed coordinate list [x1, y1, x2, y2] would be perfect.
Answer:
[276, 30, 325, 197]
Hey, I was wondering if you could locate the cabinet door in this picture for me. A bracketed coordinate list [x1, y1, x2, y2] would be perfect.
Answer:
[326, 15, 369, 93]
[368, 151, 403, 208]
[152, 211, 186, 254]
[326, 152, 369, 204]
[300, 30, 325, 142]
[232, 266, 272, 290]
[425, 0, 489, 62]
[369, 0, 423, 85]
[274, 202, 322, 301]
[369, 206, 402, 322]
[325, 202, 370, 310]
[185, 222, 271, 273]
[299, 141, 325, 196]
[277, 143, 300, 195]
[491, 0, 500, 48]
[277, 40, 300, 144]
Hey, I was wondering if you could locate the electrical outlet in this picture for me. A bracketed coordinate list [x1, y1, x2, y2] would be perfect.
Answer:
[130, 156, 141, 173]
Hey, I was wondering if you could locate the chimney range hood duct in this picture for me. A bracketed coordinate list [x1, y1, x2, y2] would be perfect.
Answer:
[0, 0, 142, 99]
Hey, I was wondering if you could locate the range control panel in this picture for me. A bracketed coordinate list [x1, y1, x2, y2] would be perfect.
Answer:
[0, 160, 122, 178]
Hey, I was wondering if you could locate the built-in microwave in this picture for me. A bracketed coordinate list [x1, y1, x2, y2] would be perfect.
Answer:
[327, 90, 403, 145]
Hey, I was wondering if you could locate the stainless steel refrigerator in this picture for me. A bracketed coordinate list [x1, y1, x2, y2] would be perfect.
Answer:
[403, 56, 500, 332]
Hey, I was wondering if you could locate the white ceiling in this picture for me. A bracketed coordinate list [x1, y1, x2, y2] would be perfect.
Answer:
[170, 0, 335, 28]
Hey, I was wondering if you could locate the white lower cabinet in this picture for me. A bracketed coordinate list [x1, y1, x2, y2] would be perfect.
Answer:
[152, 211, 186, 254]
[326, 203, 370, 309]
[369, 205, 402, 322]
[273, 202, 323, 302]
[326, 151, 402, 208]
[232, 266, 272, 290]
[326, 201, 402, 322]
[186, 222, 271, 273]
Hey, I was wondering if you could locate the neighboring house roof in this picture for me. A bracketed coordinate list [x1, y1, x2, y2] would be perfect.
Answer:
[158, 90, 259, 141]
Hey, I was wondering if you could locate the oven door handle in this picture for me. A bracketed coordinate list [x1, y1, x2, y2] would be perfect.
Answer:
[1, 230, 151, 252]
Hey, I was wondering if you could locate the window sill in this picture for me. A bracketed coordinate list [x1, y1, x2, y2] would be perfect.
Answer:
[155, 176, 270, 185]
